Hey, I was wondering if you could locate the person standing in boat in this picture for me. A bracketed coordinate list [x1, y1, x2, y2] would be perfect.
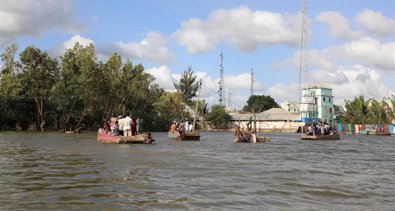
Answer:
[184, 118, 189, 132]
[110, 113, 117, 127]
[118, 115, 124, 136]
[103, 119, 111, 134]
[123, 114, 132, 136]
[178, 120, 185, 136]
[136, 117, 143, 134]
[131, 117, 137, 136]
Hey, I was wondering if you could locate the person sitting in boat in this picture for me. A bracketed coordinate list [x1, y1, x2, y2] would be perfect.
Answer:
[111, 121, 119, 136]
[170, 121, 177, 132]
[240, 129, 252, 142]
[306, 125, 313, 135]
[103, 119, 111, 134]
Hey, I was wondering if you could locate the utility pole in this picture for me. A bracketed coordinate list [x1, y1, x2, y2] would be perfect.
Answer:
[250, 68, 254, 97]
[218, 52, 225, 105]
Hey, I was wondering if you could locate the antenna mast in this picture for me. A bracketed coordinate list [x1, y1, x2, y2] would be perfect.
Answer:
[219, 52, 225, 105]
[228, 88, 232, 108]
[299, 0, 308, 104]
[250, 68, 254, 97]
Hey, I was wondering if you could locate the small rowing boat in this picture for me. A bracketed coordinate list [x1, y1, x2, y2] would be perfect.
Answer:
[97, 132, 154, 144]
[300, 133, 340, 140]
[168, 131, 200, 141]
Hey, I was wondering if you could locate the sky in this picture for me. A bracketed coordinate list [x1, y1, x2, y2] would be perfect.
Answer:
[0, 0, 394, 110]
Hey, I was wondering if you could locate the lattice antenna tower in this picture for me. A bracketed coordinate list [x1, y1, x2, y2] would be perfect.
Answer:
[299, 0, 308, 104]
[228, 88, 232, 108]
[218, 52, 225, 105]
[250, 68, 254, 97]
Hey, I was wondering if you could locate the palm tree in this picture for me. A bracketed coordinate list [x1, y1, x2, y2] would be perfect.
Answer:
[343, 96, 370, 124]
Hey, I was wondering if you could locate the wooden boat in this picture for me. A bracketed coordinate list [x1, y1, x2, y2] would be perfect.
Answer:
[97, 132, 154, 144]
[300, 133, 340, 140]
[234, 134, 271, 143]
[168, 79, 202, 141]
[367, 130, 391, 136]
[168, 131, 200, 141]
[234, 127, 271, 143]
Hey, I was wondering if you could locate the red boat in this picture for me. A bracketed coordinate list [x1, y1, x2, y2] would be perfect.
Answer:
[97, 132, 154, 144]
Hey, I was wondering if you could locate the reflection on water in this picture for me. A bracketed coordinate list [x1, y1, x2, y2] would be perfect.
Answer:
[0, 131, 394, 210]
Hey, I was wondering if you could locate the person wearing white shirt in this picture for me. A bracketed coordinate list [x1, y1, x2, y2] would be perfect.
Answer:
[123, 115, 132, 137]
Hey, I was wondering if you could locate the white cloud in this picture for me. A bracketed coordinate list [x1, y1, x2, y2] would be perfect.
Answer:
[63, 35, 94, 50]
[317, 10, 395, 40]
[266, 83, 300, 104]
[146, 66, 175, 90]
[0, 0, 83, 48]
[276, 37, 395, 72]
[355, 9, 395, 37]
[113, 32, 175, 64]
[50, 35, 94, 56]
[146, 66, 263, 110]
[316, 11, 363, 40]
[330, 37, 395, 70]
[265, 65, 392, 106]
[329, 66, 391, 105]
[174, 6, 301, 54]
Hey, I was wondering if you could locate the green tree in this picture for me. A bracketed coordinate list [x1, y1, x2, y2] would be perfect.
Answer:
[243, 95, 279, 112]
[381, 95, 395, 124]
[207, 104, 231, 129]
[342, 96, 370, 124]
[0, 43, 22, 129]
[0, 43, 20, 97]
[19, 46, 58, 132]
[367, 99, 389, 124]
[153, 92, 184, 131]
[173, 66, 199, 104]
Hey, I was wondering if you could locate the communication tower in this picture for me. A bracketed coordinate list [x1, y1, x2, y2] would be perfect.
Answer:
[218, 52, 225, 105]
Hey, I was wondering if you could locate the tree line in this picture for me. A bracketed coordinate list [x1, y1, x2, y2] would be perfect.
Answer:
[0, 43, 214, 132]
[3, 43, 389, 132]
[340, 96, 395, 125]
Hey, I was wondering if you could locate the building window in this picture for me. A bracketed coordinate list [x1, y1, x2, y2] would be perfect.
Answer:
[329, 98, 331, 102]
[323, 97, 326, 102]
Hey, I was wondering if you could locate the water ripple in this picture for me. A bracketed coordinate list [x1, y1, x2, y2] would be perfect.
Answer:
[0, 131, 394, 210]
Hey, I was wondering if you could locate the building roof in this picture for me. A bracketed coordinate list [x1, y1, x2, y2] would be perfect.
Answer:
[302, 84, 332, 90]
[229, 108, 301, 121]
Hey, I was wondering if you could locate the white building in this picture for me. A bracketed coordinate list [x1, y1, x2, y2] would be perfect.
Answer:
[229, 108, 303, 132]
[280, 101, 300, 113]
[300, 85, 334, 124]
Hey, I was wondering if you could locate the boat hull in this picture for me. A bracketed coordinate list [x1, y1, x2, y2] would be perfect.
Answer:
[167, 131, 200, 141]
[367, 131, 391, 136]
[301, 134, 340, 140]
[97, 132, 151, 144]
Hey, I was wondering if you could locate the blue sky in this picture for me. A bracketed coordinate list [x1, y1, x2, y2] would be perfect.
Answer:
[1, 0, 394, 109]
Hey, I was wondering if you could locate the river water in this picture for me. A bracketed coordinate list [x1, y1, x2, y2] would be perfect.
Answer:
[0, 131, 394, 210]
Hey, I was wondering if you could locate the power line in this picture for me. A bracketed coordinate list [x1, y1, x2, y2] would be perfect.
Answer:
[202, 83, 244, 109]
